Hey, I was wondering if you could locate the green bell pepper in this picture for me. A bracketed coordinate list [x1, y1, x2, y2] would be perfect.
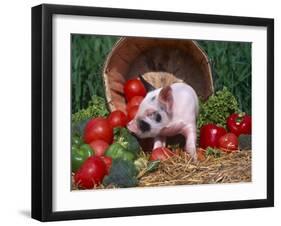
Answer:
[114, 128, 141, 157]
[105, 143, 135, 162]
[71, 144, 93, 172]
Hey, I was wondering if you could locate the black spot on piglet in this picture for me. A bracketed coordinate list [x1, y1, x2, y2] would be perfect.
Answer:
[155, 113, 162, 122]
[138, 119, 151, 133]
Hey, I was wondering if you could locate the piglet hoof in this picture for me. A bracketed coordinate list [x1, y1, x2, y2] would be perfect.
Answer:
[186, 149, 197, 162]
[183, 150, 197, 162]
[190, 152, 198, 162]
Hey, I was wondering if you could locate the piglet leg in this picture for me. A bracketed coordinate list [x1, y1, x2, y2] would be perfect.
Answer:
[153, 136, 166, 149]
[182, 125, 197, 161]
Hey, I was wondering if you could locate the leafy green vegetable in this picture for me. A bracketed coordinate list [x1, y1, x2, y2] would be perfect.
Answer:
[205, 147, 221, 158]
[197, 87, 240, 130]
[114, 128, 141, 157]
[72, 95, 109, 123]
[103, 158, 138, 188]
[72, 119, 89, 137]
[238, 134, 251, 150]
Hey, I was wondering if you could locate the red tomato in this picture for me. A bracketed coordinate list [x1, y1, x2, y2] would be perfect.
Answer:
[150, 147, 175, 161]
[199, 124, 227, 149]
[100, 156, 112, 175]
[227, 113, 251, 136]
[84, 118, 113, 144]
[126, 96, 144, 112]
[218, 133, 238, 152]
[74, 156, 106, 189]
[127, 105, 139, 121]
[108, 110, 128, 128]
[89, 140, 109, 156]
[124, 79, 147, 101]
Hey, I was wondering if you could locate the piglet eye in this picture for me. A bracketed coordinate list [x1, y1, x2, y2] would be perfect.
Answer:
[155, 113, 162, 122]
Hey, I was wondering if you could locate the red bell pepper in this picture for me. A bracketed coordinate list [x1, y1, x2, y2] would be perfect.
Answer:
[227, 113, 251, 137]
[199, 124, 227, 149]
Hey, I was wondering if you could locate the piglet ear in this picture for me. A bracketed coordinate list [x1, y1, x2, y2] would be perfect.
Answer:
[158, 86, 173, 117]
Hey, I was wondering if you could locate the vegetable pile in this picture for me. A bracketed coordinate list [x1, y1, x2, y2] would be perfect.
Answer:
[71, 79, 252, 190]
[72, 78, 161, 189]
[197, 86, 251, 155]
[199, 112, 251, 153]
[197, 87, 240, 129]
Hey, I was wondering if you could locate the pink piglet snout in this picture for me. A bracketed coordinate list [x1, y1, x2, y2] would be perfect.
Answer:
[127, 120, 139, 134]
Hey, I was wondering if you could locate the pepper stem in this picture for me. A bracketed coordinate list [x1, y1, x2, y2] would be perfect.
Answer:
[238, 112, 245, 118]
[236, 112, 245, 123]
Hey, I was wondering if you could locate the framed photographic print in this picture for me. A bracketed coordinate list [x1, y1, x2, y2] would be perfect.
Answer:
[31, 4, 274, 222]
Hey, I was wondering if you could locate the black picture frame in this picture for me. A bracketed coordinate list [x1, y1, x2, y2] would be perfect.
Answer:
[32, 3, 274, 222]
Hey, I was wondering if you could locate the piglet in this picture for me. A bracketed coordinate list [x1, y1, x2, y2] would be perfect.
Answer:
[127, 78, 199, 160]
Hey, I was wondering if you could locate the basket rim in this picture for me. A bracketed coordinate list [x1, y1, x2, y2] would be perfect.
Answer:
[102, 37, 214, 112]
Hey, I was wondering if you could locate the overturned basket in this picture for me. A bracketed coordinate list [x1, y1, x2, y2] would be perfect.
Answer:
[103, 37, 214, 112]
[102, 37, 214, 150]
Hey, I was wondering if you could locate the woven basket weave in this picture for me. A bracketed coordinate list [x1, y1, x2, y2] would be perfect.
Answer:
[102, 37, 214, 150]
[103, 37, 214, 113]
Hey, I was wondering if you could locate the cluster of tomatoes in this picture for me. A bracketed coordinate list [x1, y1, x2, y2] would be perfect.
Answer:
[73, 78, 148, 189]
[73, 116, 113, 189]
[199, 113, 252, 152]
[83, 77, 148, 145]
[123, 78, 147, 121]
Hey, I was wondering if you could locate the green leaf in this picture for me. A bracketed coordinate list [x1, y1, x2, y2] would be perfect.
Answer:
[205, 147, 221, 158]
[146, 160, 160, 173]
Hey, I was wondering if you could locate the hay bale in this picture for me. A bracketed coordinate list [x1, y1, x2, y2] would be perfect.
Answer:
[138, 150, 251, 186]
[72, 150, 251, 190]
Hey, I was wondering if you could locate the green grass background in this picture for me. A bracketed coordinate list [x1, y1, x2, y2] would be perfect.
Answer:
[71, 35, 251, 114]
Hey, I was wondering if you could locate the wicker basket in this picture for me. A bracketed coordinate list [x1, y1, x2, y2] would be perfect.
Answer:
[103, 37, 214, 113]
[102, 37, 214, 150]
